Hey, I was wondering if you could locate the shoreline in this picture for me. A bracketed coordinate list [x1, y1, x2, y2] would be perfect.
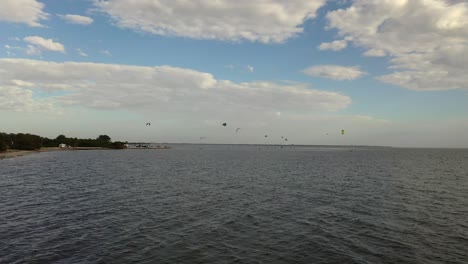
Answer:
[0, 146, 170, 160]
[0, 150, 39, 159]
[0, 147, 105, 160]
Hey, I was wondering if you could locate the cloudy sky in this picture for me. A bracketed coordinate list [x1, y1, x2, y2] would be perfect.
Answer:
[1, 0, 467, 147]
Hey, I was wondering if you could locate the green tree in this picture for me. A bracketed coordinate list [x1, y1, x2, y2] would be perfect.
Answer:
[56, 134, 67, 142]
[42, 137, 57, 147]
[70, 137, 79, 147]
[97, 135, 111, 143]
[12, 133, 42, 150]
[0, 133, 7, 152]
[111, 141, 126, 149]
[96, 135, 111, 147]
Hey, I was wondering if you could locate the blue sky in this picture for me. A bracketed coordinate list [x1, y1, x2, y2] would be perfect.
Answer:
[1, 0, 467, 147]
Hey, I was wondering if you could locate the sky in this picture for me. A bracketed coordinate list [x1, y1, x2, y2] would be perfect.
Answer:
[0, 0, 467, 148]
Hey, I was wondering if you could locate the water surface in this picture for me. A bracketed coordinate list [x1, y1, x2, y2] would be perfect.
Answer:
[1, 145, 467, 263]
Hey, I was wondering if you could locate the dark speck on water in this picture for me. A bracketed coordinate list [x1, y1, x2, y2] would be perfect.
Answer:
[1, 145, 467, 263]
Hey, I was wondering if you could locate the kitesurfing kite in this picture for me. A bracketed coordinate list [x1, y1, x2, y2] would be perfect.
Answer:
[236, 128, 241, 133]
[222, 123, 227, 127]
[341, 129, 345, 135]
[146, 123, 151, 126]
[265, 135, 268, 137]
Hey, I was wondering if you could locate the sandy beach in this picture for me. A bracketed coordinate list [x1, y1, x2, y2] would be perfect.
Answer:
[0, 146, 170, 159]
[0, 150, 39, 159]
[0, 147, 106, 160]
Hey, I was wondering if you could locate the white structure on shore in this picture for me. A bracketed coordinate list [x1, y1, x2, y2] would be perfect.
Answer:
[59, 143, 67, 148]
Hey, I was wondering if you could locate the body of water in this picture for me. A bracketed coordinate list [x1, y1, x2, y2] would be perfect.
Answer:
[1, 145, 467, 263]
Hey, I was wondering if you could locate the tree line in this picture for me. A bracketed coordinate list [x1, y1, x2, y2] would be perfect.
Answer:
[0, 132, 127, 152]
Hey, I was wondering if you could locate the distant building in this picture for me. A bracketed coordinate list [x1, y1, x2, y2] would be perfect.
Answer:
[59, 143, 67, 148]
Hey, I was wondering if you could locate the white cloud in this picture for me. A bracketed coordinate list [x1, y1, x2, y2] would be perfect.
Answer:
[58, 14, 94, 25]
[362, 49, 386, 57]
[11, 79, 34, 87]
[95, 0, 326, 43]
[318, 40, 348, 51]
[302, 65, 366, 80]
[0, 86, 54, 112]
[23, 36, 66, 54]
[25, 45, 41, 56]
[100, 50, 112, 56]
[0, 0, 48, 27]
[0, 58, 350, 118]
[326, 0, 468, 90]
[225, 64, 255, 73]
[76, 48, 88, 57]
[4, 45, 22, 57]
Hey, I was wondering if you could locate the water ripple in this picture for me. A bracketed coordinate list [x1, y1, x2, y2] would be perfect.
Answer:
[1, 146, 467, 263]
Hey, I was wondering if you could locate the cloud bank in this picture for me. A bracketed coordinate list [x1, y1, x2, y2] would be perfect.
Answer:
[326, 0, 468, 91]
[0, 59, 351, 118]
[23, 36, 66, 54]
[95, 0, 326, 43]
[318, 40, 348, 51]
[303, 65, 366, 80]
[0, 0, 48, 27]
[58, 14, 94, 25]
